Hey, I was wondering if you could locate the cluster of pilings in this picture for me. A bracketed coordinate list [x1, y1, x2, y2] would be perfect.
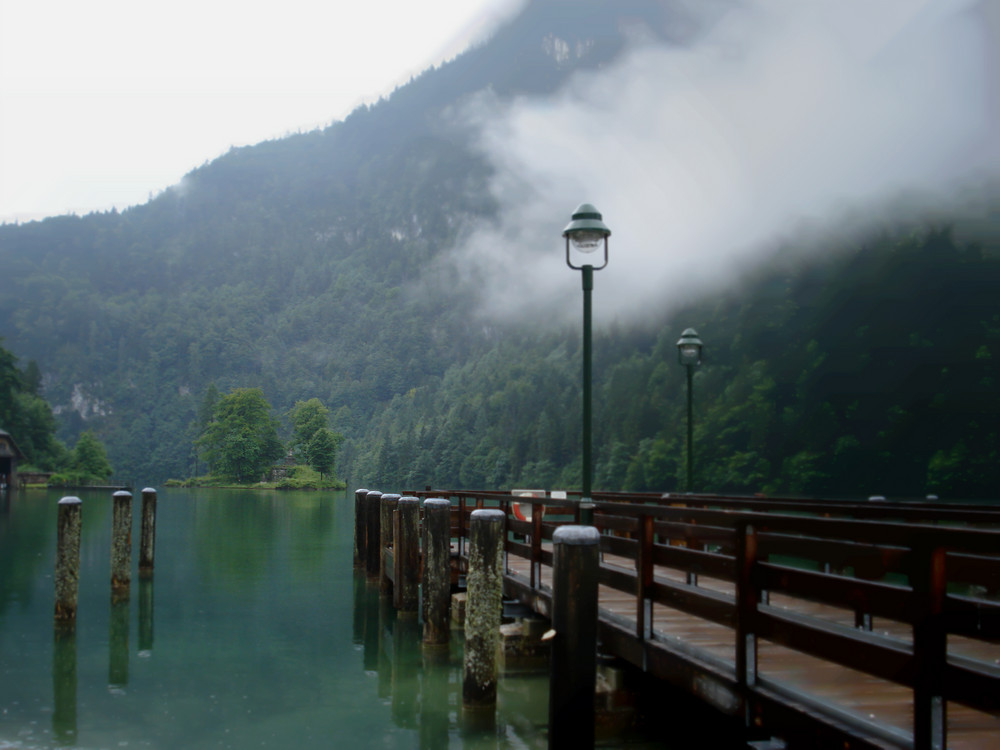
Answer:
[51, 488, 158, 743]
[54, 488, 158, 630]
[353, 488, 607, 747]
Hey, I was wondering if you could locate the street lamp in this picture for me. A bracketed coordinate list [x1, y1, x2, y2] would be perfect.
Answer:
[676, 328, 703, 491]
[564, 203, 611, 526]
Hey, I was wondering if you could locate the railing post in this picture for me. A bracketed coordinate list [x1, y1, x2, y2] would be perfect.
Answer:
[354, 488, 369, 569]
[139, 487, 157, 579]
[912, 541, 947, 750]
[463, 508, 505, 712]
[458, 495, 467, 559]
[531, 500, 544, 589]
[736, 523, 759, 693]
[549, 525, 600, 750]
[422, 498, 452, 647]
[395, 497, 420, 614]
[364, 491, 383, 581]
[54, 497, 83, 630]
[636, 513, 654, 640]
[110, 490, 132, 601]
[380, 494, 401, 596]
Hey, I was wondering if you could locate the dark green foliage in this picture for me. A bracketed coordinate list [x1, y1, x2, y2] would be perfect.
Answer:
[0, 339, 67, 470]
[69, 430, 113, 480]
[287, 398, 343, 477]
[51, 429, 113, 485]
[306, 429, 340, 478]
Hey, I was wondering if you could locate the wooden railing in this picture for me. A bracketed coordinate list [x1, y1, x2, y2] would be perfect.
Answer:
[414, 489, 1000, 750]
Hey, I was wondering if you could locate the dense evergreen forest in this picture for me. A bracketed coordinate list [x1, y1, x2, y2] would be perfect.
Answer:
[1, 0, 997, 498]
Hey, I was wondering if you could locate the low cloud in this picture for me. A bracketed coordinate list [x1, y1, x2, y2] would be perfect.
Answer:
[443, 0, 998, 327]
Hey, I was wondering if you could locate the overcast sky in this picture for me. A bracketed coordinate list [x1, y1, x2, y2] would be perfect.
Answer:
[0, 0, 525, 224]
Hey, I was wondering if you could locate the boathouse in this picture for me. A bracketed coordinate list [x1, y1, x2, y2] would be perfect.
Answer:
[0, 430, 25, 488]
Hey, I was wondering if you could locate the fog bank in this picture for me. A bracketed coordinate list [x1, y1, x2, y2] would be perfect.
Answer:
[445, 0, 999, 327]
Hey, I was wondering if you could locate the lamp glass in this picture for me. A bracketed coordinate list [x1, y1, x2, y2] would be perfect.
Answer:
[679, 344, 701, 365]
[569, 230, 605, 253]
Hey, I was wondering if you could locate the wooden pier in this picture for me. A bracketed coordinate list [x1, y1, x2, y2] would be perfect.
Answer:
[392, 489, 1000, 749]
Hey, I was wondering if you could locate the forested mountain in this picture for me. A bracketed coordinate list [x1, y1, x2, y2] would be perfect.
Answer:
[1, 0, 997, 498]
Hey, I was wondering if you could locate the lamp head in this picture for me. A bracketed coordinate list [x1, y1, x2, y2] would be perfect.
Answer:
[564, 203, 610, 269]
[677, 328, 703, 366]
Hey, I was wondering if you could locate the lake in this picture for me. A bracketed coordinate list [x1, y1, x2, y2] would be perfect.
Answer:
[2, 487, 574, 749]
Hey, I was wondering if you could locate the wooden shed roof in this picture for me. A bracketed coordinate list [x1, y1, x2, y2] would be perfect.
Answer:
[0, 430, 26, 459]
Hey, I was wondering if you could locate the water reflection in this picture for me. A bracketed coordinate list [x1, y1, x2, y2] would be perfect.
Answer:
[392, 615, 421, 727]
[108, 597, 129, 688]
[420, 648, 450, 750]
[4, 491, 573, 749]
[352, 572, 546, 749]
[193, 491, 337, 590]
[52, 628, 77, 745]
[138, 578, 154, 653]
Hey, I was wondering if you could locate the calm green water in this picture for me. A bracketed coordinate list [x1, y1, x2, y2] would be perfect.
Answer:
[0, 488, 556, 749]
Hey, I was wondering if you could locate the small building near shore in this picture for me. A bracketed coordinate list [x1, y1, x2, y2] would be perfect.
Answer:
[0, 430, 25, 489]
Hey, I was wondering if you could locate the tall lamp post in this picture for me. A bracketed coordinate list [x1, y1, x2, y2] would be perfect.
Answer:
[564, 203, 611, 526]
[676, 328, 703, 492]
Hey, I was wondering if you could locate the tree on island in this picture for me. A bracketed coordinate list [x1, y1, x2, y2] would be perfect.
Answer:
[71, 430, 114, 480]
[287, 398, 343, 478]
[197, 387, 284, 483]
[50, 430, 114, 486]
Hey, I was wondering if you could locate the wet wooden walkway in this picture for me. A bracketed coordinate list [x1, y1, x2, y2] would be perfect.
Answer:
[432, 490, 1000, 750]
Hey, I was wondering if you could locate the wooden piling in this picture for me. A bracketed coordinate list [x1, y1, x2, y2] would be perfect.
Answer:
[395, 496, 420, 614]
[549, 525, 600, 750]
[380, 493, 401, 595]
[422, 498, 452, 647]
[139, 487, 157, 578]
[364, 491, 383, 581]
[463, 508, 505, 711]
[54, 497, 83, 629]
[111, 490, 132, 599]
[354, 488, 369, 569]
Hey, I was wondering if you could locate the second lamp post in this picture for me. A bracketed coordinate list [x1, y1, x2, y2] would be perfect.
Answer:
[564, 203, 611, 526]
[676, 328, 703, 491]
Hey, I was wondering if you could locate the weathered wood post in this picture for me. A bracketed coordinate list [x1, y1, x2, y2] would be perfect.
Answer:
[354, 488, 369, 569]
[364, 491, 383, 581]
[463, 508, 505, 712]
[548, 525, 600, 750]
[422, 498, 452, 647]
[380, 493, 401, 595]
[111, 490, 132, 600]
[54, 496, 83, 629]
[395, 496, 420, 614]
[139, 487, 157, 578]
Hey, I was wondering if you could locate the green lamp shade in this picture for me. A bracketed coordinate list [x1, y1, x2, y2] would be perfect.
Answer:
[563, 203, 610, 254]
